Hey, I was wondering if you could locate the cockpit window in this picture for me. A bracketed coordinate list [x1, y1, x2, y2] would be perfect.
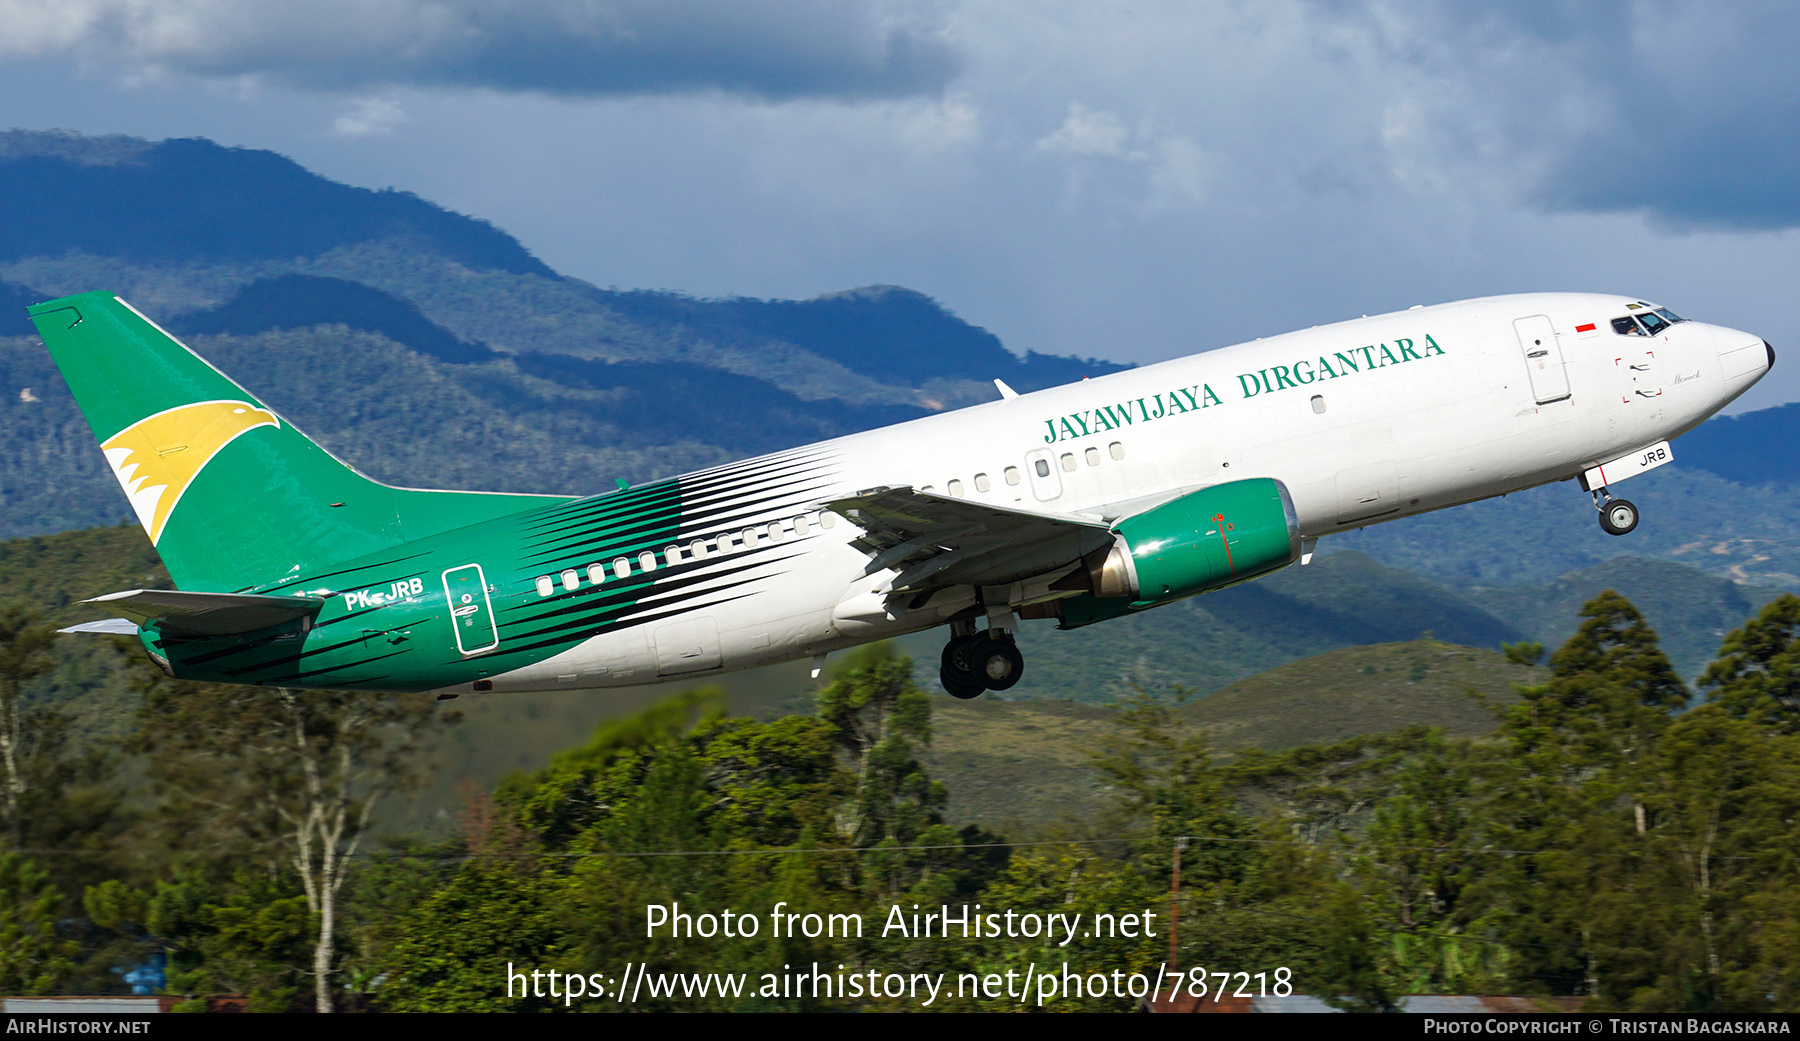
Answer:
[1612, 308, 1687, 337]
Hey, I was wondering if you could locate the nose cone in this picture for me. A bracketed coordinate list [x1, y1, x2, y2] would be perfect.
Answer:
[1716, 327, 1773, 385]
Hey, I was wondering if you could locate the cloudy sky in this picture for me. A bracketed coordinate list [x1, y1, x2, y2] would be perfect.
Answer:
[2, 0, 1797, 409]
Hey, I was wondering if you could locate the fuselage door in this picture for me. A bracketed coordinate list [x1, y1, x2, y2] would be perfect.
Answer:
[1513, 314, 1572, 404]
[1024, 448, 1062, 502]
[442, 564, 499, 656]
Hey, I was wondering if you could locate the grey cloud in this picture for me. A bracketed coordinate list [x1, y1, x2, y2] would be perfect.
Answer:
[22, 0, 962, 101]
[1535, 7, 1800, 230]
[1545, 105, 1800, 230]
[1334, 0, 1800, 229]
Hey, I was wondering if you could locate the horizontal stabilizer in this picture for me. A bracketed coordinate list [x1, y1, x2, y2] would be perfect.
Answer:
[81, 588, 327, 637]
[58, 618, 140, 636]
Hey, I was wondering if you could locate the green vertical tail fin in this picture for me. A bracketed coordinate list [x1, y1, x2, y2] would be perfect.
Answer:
[29, 291, 569, 592]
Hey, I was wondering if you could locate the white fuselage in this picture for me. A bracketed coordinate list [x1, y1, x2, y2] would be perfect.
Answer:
[476, 292, 1771, 693]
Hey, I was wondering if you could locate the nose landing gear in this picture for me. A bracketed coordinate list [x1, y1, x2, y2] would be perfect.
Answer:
[939, 622, 1025, 699]
[1593, 488, 1639, 536]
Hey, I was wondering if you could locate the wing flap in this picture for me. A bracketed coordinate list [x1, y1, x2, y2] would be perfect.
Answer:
[825, 486, 1113, 592]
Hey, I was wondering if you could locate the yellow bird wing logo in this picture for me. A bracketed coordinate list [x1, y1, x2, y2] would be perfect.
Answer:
[100, 400, 281, 545]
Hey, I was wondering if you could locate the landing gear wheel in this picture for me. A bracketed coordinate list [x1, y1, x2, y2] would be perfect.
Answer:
[968, 633, 1025, 692]
[940, 638, 985, 699]
[1599, 498, 1639, 536]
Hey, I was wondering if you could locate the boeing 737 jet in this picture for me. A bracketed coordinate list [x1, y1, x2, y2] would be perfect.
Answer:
[33, 291, 1772, 699]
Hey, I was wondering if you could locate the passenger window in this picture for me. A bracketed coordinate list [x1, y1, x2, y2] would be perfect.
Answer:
[560, 569, 579, 592]
[947, 479, 964, 497]
[587, 564, 606, 585]
[768, 522, 785, 543]
[741, 527, 760, 548]
[1612, 316, 1646, 336]
[688, 539, 707, 559]
[1035, 459, 1050, 478]
[1109, 442, 1125, 460]
[1004, 466, 1021, 486]
[974, 473, 991, 492]
[1311, 394, 1326, 414]
[1084, 447, 1100, 466]
[613, 558, 630, 579]
[820, 511, 837, 529]
[535, 576, 555, 597]
[639, 550, 658, 572]
[794, 515, 810, 535]
[1060, 453, 1076, 472]
[665, 544, 681, 563]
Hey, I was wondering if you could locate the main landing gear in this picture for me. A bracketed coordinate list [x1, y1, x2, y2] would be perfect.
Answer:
[1592, 488, 1639, 536]
[940, 619, 1024, 700]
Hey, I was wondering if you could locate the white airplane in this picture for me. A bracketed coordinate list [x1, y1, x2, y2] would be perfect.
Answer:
[34, 291, 1771, 699]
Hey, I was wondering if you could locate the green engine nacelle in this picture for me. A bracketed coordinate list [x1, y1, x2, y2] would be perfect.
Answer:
[1059, 477, 1300, 628]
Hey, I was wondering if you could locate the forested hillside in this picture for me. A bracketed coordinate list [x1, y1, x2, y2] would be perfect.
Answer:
[0, 130, 1125, 537]
[7, 583, 1800, 1011]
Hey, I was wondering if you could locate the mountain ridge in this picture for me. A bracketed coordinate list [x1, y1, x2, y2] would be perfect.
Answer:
[3, 127, 1797, 610]
[0, 128, 1128, 536]
[0, 131, 554, 276]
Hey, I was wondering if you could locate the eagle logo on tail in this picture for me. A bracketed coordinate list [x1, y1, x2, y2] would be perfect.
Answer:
[100, 400, 281, 545]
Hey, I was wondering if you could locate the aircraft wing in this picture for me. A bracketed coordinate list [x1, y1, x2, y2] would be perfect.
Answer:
[824, 486, 1113, 593]
[73, 588, 328, 637]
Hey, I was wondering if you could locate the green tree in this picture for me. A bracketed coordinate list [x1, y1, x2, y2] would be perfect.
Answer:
[157, 869, 311, 1013]
[377, 654, 1008, 1012]
[131, 669, 452, 1011]
[814, 645, 993, 905]
[0, 853, 76, 995]
[1352, 739, 1506, 994]
[1702, 594, 1800, 733]
[1316, 882, 1400, 1012]
[376, 862, 573, 1012]
[1091, 686, 1340, 994]
[814, 645, 940, 848]
[1539, 589, 1688, 723]
[1462, 591, 1800, 1009]
[0, 608, 56, 848]
[1632, 707, 1800, 1010]
[382, 686, 866, 1011]
[1472, 594, 1680, 1000]
[1093, 686, 1263, 891]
